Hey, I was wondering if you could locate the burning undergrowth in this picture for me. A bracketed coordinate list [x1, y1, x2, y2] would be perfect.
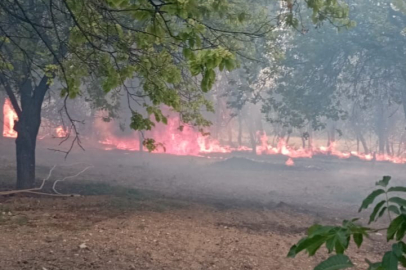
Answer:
[3, 97, 406, 167]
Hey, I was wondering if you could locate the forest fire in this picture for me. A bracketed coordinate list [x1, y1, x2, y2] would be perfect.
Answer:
[2, 99, 68, 139]
[2, 98, 17, 138]
[285, 158, 294, 166]
[3, 98, 406, 165]
[55, 126, 67, 138]
[97, 116, 232, 156]
[98, 124, 406, 165]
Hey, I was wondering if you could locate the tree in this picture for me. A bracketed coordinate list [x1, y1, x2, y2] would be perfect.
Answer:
[0, 0, 351, 189]
[262, 0, 406, 153]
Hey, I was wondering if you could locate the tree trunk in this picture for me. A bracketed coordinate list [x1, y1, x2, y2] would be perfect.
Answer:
[12, 77, 48, 189]
[386, 139, 391, 156]
[246, 117, 256, 154]
[14, 100, 41, 189]
[358, 133, 369, 154]
[401, 87, 406, 122]
[351, 117, 368, 154]
[327, 122, 336, 147]
[286, 132, 291, 145]
[307, 127, 313, 149]
[138, 131, 143, 152]
[0, 92, 4, 138]
[227, 124, 233, 145]
[248, 129, 256, 154]
[15, 125, 37, 189]
[376, 102, 386, 155]
[238, 112, 242, 146]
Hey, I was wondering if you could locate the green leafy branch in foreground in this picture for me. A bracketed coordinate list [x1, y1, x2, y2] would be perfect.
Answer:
[288, 176, 406, 270]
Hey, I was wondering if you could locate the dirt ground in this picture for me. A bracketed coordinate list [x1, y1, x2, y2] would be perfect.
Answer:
[0, 194, 388, 270]
[0, 138, 402, 269]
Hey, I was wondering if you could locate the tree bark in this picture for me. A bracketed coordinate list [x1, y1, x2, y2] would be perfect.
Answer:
[12, 77, 48, 189]
[15, 121, 37, 189]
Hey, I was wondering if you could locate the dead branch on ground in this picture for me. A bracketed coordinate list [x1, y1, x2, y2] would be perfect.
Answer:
[0, 164, 92, 196]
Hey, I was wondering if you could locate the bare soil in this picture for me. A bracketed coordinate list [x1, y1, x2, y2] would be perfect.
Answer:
[0, 138, 401, 269]
[0, 194, 387, 270]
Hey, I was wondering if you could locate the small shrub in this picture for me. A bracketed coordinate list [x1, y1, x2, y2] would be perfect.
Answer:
[289, 176, 406, 270]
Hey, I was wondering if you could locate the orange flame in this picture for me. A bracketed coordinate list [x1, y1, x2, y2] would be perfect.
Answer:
[2, 98, 17, 138]
[285, 158, 294, 166]
[97, 116, 234, 156]
[55, 126, 67, 137]
[95, 115, 406, 164]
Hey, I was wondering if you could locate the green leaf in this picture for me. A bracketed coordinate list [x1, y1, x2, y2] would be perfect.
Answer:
[388, 187, 406, 193]
[326, 237, 336, 253]
[219, 61, 225, 71]
[335, 231, 348, 254]
[399, 256, 406, 267]
[366, 259, 383, 270]
[307, 224, 323, 235]
[389, 197, 406, 208]
[359, 189, 386, 212]
[389, 205, 401, 215]
[223, 58, 235, 71]
[294, 235, 329, 256]
[238, 12, 246, 22]
[353, 233, 363, 248]
[379, 207, 388, 219]
[392, 243, 403, 257]
[369, 200, 386, 224]
[376, 176, 391, 187]
[382, 251, 398, 270]
[396, 223, 406, 241]
[335, 239, 345, 254]
[314, 254, 354, 270]
[183, 48, 193, 59]
[388, 215, 406, 241]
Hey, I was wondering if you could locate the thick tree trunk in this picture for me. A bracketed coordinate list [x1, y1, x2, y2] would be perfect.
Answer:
[15, 102, 42, 189]
[15, 127, 36, 189]
[12, 77, 48, 189]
